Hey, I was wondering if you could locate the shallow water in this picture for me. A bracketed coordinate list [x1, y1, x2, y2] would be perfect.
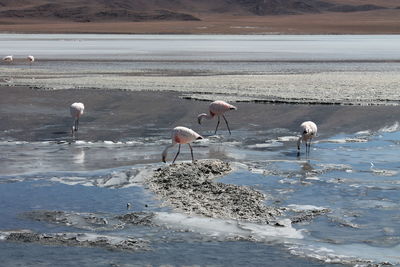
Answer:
[1, 33, 400, 266]
[1, 121, 399, 266]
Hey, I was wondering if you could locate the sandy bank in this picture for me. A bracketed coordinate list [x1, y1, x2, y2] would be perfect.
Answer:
[2, 69, 399, 106]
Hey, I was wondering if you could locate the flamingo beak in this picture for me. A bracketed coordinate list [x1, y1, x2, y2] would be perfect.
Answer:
[197, 117, 202, 125]
[162, 155, 166, 163]
[197, 136, 203, 140]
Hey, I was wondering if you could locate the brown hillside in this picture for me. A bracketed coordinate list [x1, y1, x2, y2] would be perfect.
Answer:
[0, 0, 399, 33]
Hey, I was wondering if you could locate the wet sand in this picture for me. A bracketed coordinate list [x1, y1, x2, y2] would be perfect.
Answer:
[1, 86, 400, 142]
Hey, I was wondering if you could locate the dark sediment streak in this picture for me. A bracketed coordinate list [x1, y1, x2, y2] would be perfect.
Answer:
[2, 230, 150, 252]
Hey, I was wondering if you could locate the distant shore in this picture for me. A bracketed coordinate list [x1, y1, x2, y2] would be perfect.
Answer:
[0, 11, 400, 34]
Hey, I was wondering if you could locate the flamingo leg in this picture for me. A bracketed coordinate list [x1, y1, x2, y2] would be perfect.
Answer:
[172, 144, 181, 163]
[222, 115, 231, 135]
[214, 116, 220, 135]
[307, 139, 311, 154]
[188, 143, 194, 162]
[76, 118, 79, 131]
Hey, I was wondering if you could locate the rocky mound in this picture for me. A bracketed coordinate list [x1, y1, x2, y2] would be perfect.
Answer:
[147, 160, 282, 224]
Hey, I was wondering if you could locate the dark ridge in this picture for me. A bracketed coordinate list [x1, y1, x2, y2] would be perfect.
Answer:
[328, 4, 387, 13]
[0, 0, 395, 22]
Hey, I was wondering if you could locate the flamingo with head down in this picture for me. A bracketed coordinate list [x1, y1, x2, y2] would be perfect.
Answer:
[297, 121, 318, 153]
[197, 100, 237, 135]
[162, 126, 203, 163]
[70, 102, 85, 136]
[3, 55, 13, 63]
[27, 55, 35, 64]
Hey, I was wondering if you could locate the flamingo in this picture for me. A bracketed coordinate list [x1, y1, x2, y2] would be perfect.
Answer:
[297, 121, 318, 153]
[3, 55, 13, 63]
[162, 126, 203, 163]
[27, 55, 35, 64]
[70, 102, 85, 136]
[197, 100, 237, 135]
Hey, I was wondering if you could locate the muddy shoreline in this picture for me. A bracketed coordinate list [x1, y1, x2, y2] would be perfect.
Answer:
[1, 86, 400, 143]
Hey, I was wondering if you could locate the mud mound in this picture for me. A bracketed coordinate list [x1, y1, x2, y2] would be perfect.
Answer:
[2, 230, 149, 252]
[148, 160, 282, 224]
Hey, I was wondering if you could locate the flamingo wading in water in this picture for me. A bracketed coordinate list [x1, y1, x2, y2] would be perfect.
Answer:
[297, 121, 318, 153]
[162, 126, 203, 163]
[27, 55, 34, 64]
[197, 100, 237, 135]
[70, 102, 85, 136]
[3, 55, 13, 63]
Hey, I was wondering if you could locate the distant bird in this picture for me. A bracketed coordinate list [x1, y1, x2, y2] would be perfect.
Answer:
[70, 102, 85, 136]
[197, 100, 237, 135]
[162, 126, 203, 163]
[297, 121, 318, 153]
[3, 55, 13, 63]
[27, 55, 35, 63]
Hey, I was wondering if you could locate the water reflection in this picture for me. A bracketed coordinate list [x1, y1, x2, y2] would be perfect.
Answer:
[72, 147, 85, 165]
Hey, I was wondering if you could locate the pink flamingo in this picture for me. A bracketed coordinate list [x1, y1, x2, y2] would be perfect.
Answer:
[27, 55, 35, 64]
[297, 121, 318, 153]
[197, 100, 237, 135]
[162, 126, 203, 163]
[70, 102, 85, 135]
[3, 55, 13, 63]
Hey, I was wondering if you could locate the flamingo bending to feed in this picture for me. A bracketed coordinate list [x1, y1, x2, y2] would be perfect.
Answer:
[297, 121, 318, 153]
[3, 55, 13, 63]
[27, 55, 35, 63]
[70, 102, 85, 135]
[162, 126, 203, 163]
[197, 100, 237, 135]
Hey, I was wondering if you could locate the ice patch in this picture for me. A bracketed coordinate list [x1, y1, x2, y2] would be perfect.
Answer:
[287, 242, 400, 266]
[247, 141, 283, 149]
[287, 204, 327, 212]
[323, 138, 368, 143]
[51, 167, 154, 188]
[153, 212, 303, 241]
[277, 136, 299, 142]
[371, 168, 398, 177]
[379, 121, 400, 133]
[3, 164, 156, 188]
[355, 130, 371, 136]
[305, 176, 320, 181]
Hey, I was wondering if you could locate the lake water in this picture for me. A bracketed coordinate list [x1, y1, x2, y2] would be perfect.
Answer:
[1, 123, 400, 266]
[1, 34, 400, 266]
[1, 34, 400, 61]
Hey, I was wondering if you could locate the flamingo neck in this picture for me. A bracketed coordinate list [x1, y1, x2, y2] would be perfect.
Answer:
[162, 143, 175, 162]
[198, 113, 213, 124]
[297, 136, 302, 148]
